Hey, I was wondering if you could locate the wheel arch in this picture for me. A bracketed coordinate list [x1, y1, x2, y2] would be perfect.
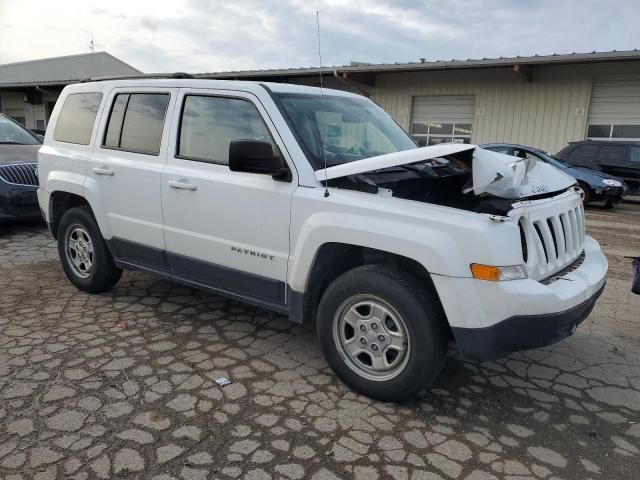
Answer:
[291, 242, 451, 337]
[49, 191, 92, 239]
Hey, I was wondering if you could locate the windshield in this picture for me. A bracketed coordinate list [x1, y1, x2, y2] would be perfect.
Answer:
[0, 115, 40, 145]
[541, 151, 573, 168]
[273, 92, 417, 170]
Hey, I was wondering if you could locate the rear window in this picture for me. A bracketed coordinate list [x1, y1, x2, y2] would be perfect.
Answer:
[54, 93, 103, 145]
[103, 93, 170, 155]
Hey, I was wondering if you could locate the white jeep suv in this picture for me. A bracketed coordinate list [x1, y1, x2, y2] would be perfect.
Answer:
[38, 78, 608, 401]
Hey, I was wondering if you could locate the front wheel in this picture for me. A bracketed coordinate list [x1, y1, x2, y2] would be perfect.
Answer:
[316, 265, 447, 402]
[57, 206, 122, 293]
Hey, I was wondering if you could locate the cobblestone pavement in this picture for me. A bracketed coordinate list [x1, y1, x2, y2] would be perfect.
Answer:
[1, 203, 639, 480]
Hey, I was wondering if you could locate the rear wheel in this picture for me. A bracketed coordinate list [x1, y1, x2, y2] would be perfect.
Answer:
[57, 206, 122, 293]
[316, 265, 447, 402]
[577, 181, 592, 205]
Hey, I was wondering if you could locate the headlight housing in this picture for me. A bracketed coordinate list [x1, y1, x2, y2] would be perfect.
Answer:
[602, 179, 622, 187]
[470, 264, 528, 281]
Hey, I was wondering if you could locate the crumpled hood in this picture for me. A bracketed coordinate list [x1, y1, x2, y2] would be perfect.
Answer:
[316, 144, 576, 199]
[0, 144, 40, 166]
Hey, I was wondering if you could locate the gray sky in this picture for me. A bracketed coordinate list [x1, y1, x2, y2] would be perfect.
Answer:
[1, 0, 639, 73]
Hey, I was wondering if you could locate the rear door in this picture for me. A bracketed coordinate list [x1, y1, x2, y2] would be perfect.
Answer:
[86, 88, 176, 272]
[596, 144, 630, 179]
[161, 88, 297, 308]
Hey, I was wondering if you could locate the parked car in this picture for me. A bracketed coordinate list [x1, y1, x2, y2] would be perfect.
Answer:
[0, 113, 42, 223]
[38, 79, 607, 401]
[482, 143, 626, 208]
[556, 140, 640, 196]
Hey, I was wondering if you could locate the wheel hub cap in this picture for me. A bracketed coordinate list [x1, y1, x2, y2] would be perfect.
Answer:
[333, 296, 410, 381]
[65, 225, 94, 278]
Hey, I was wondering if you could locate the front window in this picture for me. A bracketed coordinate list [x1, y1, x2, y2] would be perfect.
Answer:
[0, 115, 40, 145]
[273, 93, 416, 169]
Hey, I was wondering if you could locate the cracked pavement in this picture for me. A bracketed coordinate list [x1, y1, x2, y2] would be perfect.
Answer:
[1, 203, 639, 480]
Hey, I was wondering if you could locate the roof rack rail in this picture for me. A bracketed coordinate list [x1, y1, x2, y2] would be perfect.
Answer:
[80, 72, 194, 83]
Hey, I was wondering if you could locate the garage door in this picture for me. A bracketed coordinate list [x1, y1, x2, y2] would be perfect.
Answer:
[587, 75, 640, 140]
[410, 95, 474, 146]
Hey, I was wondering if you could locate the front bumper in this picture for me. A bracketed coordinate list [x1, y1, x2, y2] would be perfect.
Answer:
[593, 185, 624, 204]
[432, 235, 608, 361]
[0, 183, 40, 221]
[452, 283, 605, 360]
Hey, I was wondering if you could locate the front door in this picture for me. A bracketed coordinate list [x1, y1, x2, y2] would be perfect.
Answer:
[161, 89, 296, 307]
[86, 88, 176, 272]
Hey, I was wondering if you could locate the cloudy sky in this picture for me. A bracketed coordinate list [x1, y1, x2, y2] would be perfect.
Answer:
[1, 0, 639, 73]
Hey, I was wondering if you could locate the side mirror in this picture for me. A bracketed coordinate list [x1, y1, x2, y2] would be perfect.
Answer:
[228, 140, 291, 182]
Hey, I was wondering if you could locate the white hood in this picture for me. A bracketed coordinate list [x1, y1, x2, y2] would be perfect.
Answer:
[316, 144, 576, 199]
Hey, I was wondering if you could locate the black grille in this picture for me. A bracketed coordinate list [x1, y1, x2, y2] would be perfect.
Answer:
[0, 163, 39, 186]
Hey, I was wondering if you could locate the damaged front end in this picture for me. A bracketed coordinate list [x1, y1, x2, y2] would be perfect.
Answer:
[321, 144, 578, 216]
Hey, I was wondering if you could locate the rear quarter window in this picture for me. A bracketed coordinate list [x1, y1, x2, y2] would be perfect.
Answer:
[53, 93, 103, 145]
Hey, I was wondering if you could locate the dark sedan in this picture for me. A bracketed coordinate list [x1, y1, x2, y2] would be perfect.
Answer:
[482, 143, 626, 208]
[0, 114, 42, 222]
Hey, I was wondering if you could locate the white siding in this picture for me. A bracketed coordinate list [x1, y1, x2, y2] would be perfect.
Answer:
[588, 74, 640, 125]
[411, 95, 475, 124]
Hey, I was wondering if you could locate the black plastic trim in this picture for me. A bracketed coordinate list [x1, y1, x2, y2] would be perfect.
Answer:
[452, 282, 606, 361]
[166, 251, 286, 304]
[108, 237, 169, 273]
[105, 237, 288, 314]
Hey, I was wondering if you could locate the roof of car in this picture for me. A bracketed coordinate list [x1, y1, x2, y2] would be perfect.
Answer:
[71, 76, 357, 98]
[567, 139, 640, 146]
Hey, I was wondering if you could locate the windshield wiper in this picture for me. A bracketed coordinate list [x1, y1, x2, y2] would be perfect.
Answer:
[0, 141, 28, 145]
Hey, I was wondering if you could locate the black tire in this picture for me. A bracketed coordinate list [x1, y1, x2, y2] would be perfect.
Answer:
[316, 264, 447, 402]
[577, 181, 592, 205]
[57, 206, 122, 293]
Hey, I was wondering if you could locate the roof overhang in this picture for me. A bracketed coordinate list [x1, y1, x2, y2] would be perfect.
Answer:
[198, 49, 640, 80]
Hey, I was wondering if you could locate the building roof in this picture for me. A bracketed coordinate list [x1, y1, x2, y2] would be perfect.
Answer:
[0, 52, 141, 88]
[198, 49, 640, 80]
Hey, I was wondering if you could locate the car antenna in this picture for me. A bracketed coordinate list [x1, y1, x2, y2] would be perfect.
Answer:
[316, 10, 329, 198]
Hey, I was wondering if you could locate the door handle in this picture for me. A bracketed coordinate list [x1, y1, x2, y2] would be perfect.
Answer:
[168, 179, 197, 191]
[93, 166, 114, 176]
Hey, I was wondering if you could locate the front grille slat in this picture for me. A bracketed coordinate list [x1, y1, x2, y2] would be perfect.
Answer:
[0, 163, 39, 186]
[512, 190, 586, 282]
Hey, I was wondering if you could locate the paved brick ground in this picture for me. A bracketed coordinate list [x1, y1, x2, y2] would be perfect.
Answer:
[1, 203, 639, 480]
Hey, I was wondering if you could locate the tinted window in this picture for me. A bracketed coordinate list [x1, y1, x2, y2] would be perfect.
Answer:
[104, 94, 129, 148]
[612, 125, 640, 139]
[630, 146, 640, 165]
[587, 124, 611, 138]
[599, 145, 626, 161]
[486, 147, 511, 155]
[178, 96, 274, 164]
[570, 145, 600, 159]
[54, 93, 103, 145]
[103, 93, 169, 155]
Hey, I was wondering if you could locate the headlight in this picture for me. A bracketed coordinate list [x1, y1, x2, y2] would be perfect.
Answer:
[602, 179, 622, 187]
[470, 264, 528, 281]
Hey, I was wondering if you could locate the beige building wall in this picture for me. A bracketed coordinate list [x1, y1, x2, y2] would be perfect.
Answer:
[372, 61, 640, 154]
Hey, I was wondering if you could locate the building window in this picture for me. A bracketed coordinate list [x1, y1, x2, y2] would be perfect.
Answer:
[411, 122, 472, 146]
[587, 124, 640, 140]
